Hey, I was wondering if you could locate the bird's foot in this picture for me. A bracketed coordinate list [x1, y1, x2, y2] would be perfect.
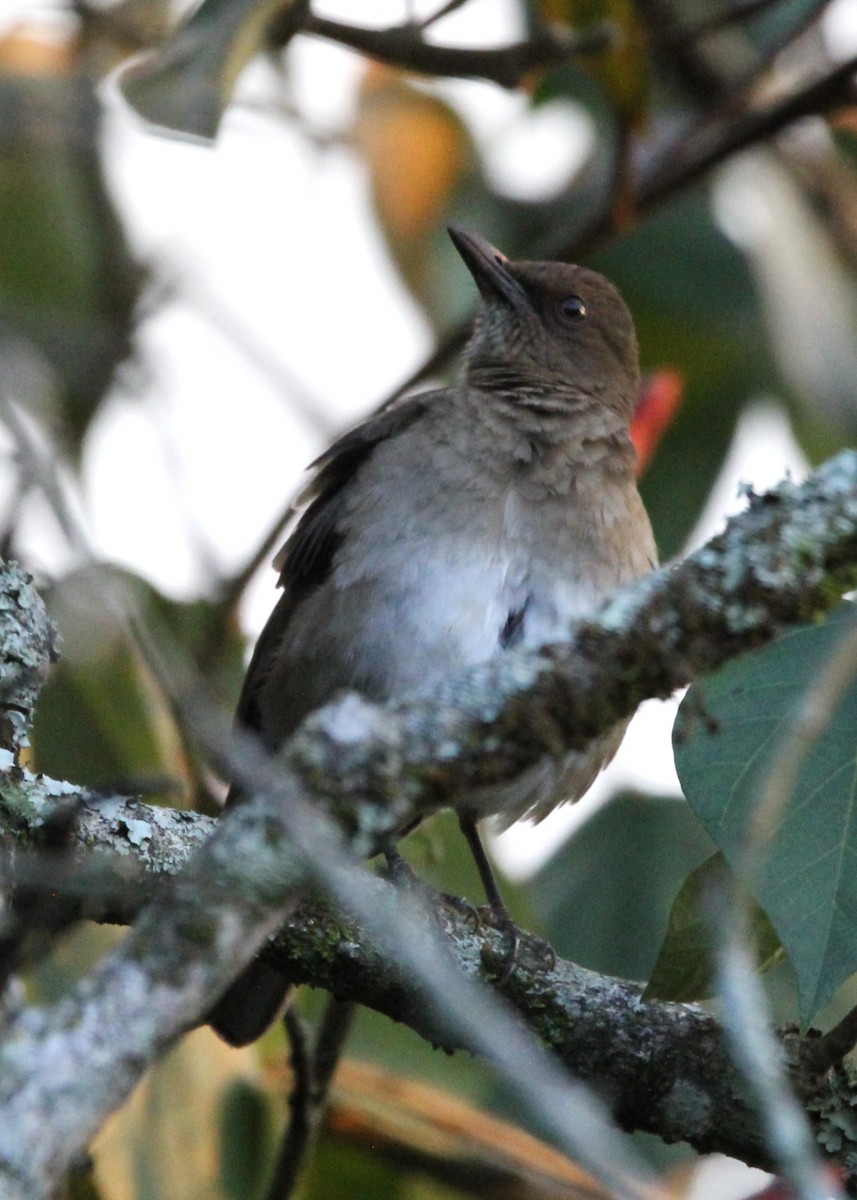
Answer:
[382, 850, 479, 936]
[477, 903, 556, 982]
[438, 891, 482, 931]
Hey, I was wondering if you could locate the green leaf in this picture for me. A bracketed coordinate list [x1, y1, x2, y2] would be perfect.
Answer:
[530, 792, 715, 982]
[120, 0, 304, 140]
[301, 1138, 404, 1200]
[218, 1080, 275, 1200]
[32, 571, 187, 794]
[31, 568, 245, 799]
[674, 600, 857, 1023]
[646, 853, 782, 1003]
[537, 0, 650, 125]
[0, 75, 139, 448]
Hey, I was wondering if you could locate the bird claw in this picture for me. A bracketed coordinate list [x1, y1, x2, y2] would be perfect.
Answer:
[478, 906, 556, 982]
[383, 849, 556, 981]
[440, 892, 482, 931]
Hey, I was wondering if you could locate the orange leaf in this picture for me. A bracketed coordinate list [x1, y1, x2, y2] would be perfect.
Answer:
[352, 65, 473, 247]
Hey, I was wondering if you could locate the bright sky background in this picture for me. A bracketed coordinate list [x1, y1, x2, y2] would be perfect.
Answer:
[9, 0, 853, 877]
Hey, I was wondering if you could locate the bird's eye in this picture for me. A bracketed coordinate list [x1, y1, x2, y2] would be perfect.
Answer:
[560, 295, 587, 322]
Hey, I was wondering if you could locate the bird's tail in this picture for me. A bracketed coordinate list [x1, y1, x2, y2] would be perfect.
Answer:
[208, 960, 291, 1047]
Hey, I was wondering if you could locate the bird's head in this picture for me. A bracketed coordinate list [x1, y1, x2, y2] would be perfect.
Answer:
[449, 226, 640, 424]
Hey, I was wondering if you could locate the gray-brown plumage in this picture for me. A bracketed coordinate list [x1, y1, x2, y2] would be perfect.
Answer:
[209, 228, 657, 1046]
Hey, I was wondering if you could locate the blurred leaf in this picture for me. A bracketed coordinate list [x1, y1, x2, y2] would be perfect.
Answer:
[531, 793, 714, 982]
[143, 583, 247, 715]
[0, 67, 140, 450]
[740, 0, 831, 57]
[830, 119, 857, 174]
[301, 1138, 404, 1200]
[76, 1, 172, 79]
[94, 1028, 256, 1200]
[646, 853, 782, 1003]
[593, 187, 780, 556]
[30, 567, 246, 798]
[351, 66, 480, 330]
[218, 1079, 276, 1200]
[354, 67, 473, 251]
[310, 1057, 613, 1200]
[673, 600, 857, 1023]
[717, 151, 857, 448]
[538, 0, 649, 125]
[119, 0, 305, 140]
[0, 23, 76, 76]
[632, 368, 684, 476]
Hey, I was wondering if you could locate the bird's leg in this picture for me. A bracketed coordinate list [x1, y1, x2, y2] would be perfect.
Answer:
[383, 844, 418, 886]
[457, 813, 521, 982]
[382, 842, 480, 931]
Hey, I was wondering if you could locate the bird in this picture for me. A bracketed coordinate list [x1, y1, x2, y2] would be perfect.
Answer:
[208, 227, 657, 1046]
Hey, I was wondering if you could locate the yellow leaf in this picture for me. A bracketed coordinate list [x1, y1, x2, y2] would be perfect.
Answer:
[540, 0, 649, 126]
[352, 65, 473, 249]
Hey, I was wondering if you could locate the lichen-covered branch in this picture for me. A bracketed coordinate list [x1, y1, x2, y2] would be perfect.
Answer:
[2, 451, 857, 1197]
[0, 563, 56, 755]
[3, 787, 857, 1184]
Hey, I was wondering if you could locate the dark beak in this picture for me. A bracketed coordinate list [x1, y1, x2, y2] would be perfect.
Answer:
[448, 226, 531, 310]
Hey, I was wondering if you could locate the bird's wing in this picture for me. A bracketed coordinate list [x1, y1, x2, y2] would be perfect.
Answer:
[233, 392, 435, 740]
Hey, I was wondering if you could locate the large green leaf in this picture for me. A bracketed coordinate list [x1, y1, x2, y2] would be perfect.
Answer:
[674, 600, 857, 1023]
[530, 792, 715, 982]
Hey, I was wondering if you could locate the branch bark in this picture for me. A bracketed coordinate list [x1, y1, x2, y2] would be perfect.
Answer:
[3, 452, 857, 1196]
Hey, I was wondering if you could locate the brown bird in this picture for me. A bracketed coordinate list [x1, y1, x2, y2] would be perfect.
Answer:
[209, 227, 657, 1046]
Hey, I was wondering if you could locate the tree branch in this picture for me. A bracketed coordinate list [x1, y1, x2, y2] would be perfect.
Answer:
[294, 15, 610, 89]
[3, 452, 857, 1195]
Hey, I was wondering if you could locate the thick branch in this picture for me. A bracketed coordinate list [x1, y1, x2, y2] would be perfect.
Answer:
[2, 452, 857, 1195]
[2, 791, 856, 1181]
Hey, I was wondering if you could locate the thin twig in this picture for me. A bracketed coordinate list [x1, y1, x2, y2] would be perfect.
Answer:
[419, 0, 472, 33]
[266, 1000, 357, 1200]
[266, 1007, 314, 1200]
[300, 14, 611, 88]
